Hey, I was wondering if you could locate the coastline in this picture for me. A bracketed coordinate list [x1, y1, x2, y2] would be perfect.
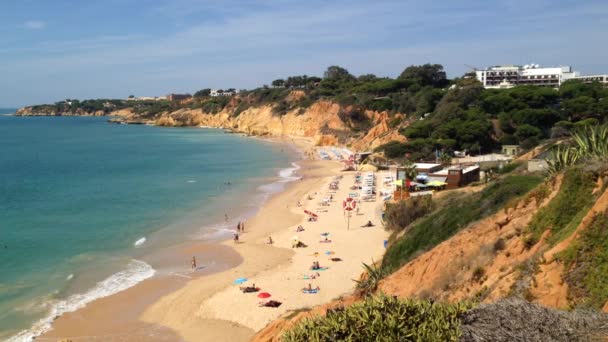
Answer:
[29, 135, 317, 341]
[36, 135, 389, 342]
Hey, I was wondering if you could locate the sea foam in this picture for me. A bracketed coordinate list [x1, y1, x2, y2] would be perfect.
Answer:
[134, 237, 146, 247]
[8, 259, 155, 342]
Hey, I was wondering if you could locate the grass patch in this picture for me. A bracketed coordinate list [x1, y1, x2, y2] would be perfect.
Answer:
[382, 175, 542, 273]
[526, 167, 597, 246]
[497, 161, 523, 174]
[282, 295, 472, 342]
[560, 212, 608, 309]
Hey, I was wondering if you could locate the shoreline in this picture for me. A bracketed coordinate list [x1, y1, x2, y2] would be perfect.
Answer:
[4, 127, 303, 341]
[29, 136, 317, 341]
[34, 134, 384, 342]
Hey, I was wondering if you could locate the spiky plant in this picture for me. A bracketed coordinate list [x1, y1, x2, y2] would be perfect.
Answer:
[354, 262, 387, 296]
[546, 124, 608, 175]
[402, 160, 418, 180]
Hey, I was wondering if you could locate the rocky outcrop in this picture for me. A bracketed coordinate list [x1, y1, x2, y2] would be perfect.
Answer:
[16, 98, 407, 150]
[15, 107, 106, 116]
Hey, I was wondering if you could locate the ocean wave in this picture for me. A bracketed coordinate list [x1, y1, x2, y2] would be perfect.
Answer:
[8, 259, 155, 342]
[278, 162, 301, 181]
[134, 237, 146, 247]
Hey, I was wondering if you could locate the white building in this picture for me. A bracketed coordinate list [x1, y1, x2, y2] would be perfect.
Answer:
[210, 89, 238, 97]
[475, 64, 579, 89]
[572, 74, 608, 85]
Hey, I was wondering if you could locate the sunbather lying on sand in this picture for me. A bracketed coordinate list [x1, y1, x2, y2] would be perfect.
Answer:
[330, 257, 342, 262]
[302, 283, 321, 293]
[296, 225, 305, 232]
[362, 220, 375, 227]
[259, 300, 282, 308]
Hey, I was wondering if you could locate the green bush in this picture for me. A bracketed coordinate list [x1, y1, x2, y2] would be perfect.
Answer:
[526, 167, 596, 246]
[382, 175, 542, 273]
[560, 212, 608, 309]
[384, 195, 433, 232]
[282, 295, 472, 342]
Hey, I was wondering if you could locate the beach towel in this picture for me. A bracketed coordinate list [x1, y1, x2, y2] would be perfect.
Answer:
[302, 289, 319, 294]
[310, 267, 329, 271]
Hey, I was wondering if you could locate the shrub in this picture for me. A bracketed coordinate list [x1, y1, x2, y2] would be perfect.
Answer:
[382, 175, 542, 273]
[493, 238, 506, 252]
[282, 295, 472, 342]
[384, 195, 433, 232]
[472, 267, 485, 282]
[560, 212, 608, 309]
[526, 167, 596, 245]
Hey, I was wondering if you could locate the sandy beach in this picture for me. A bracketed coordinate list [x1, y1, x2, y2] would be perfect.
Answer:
[39, 140, 390, 342]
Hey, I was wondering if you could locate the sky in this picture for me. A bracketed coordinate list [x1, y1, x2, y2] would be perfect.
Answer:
[0, 0, 607, 107]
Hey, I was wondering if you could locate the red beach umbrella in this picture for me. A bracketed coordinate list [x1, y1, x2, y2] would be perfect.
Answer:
[258, 292, 271, 299]
[304, 210, 318, 218]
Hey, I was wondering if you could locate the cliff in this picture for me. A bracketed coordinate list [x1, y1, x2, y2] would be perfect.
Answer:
[16, 98, 406, 151]
[252, 167, 608, 341]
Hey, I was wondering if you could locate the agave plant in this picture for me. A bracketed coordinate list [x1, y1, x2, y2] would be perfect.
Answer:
[546, 124, 608, 175]
[546, 145, 580, 176]
[354, 262, 387, 296]
[571, 125, 608, 160]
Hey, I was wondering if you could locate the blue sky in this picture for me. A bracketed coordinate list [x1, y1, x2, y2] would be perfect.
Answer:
[1, 0, 607, 107]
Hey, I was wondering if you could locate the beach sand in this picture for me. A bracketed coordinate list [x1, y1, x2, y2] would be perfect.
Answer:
[39, 145, 390, 341]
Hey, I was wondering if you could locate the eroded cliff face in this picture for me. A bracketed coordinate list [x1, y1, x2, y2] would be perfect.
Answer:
[150, 100, 405, 151]
[16, 95, 407, 150]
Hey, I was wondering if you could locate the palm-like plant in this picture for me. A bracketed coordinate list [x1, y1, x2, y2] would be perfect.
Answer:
[402, 160, 418, 180]
[546, 124, 608, 175]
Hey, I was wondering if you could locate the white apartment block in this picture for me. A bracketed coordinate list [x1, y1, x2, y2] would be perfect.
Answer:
[475, 64, 579, 89]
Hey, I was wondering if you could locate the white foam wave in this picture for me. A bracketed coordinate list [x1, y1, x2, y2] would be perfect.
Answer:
[187, 180, 197, 183]
[66, 274, 74, 281]
[134, 237, 146, 247]
[8, 259, 155, 342]
[278, 162, 301, 181]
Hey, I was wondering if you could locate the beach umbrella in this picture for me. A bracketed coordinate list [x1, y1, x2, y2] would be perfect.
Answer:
[234, 277, 248, 285]
[257, 292, 271, 298]
[304, 210, 318, 218]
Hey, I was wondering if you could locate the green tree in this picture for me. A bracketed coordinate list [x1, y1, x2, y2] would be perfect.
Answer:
[271, 79, 285, 88]
[194, 88, 211, 97]
[323, 65, 355, 81]
[398, 64, 448, 88]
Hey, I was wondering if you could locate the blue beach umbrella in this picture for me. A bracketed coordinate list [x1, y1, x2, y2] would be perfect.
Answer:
[234, 277, 248, 285]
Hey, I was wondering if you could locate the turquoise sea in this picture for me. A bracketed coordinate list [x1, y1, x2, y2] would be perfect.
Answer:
[0, 114, 295, 340]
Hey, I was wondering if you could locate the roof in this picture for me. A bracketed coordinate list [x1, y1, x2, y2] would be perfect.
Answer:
[414, 163, 441, 169]
[427, 176, 447, 183]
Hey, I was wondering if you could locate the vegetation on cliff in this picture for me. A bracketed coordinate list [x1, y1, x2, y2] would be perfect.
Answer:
[20, 64, 608, 161]
[382, 175, 543, 273]
[282, 295, 471, 342]
[561, 211, 608, 309]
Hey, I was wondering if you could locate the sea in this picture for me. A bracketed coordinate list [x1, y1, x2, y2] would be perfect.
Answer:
[0, 112, 297, 340]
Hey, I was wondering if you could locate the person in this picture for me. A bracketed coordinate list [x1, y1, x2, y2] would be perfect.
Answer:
[225, 213, 228, 222]
[191, 256, 197, 270]
[363, 220, 374, 227]
[308, 283, 312, 291]
[241, 221, 245, 232]
[296, 225, 304, 232]
[267, 236, 273, 245]
[234, 232, 239, 244]
[237, 222, 241, 232]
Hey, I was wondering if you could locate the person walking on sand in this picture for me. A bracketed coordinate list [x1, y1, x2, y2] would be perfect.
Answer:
[241, 221, 245, 232]
[225, 213, 228, 222]
[234, 232, 239, 244]
[191, 256, 197, 270]
[237, 221, 241, 232]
